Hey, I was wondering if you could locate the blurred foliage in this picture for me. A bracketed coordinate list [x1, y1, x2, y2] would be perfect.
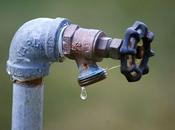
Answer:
[0, 0, 175, 130]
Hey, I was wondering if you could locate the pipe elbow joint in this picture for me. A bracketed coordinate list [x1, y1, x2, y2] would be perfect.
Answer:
[7, 18, 71, 81]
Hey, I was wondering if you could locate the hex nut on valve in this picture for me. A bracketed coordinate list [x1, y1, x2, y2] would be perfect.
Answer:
[95, 37, 112, 58]
[95, 37, 122, 59]
[108, 38, 122, 59]
[63, 24, 79, 58]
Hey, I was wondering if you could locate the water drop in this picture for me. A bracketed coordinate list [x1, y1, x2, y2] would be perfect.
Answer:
[80, 86, 87, 101]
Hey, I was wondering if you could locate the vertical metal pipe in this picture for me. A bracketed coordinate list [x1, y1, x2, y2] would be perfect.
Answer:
[6, 17, 71, 130]
[12, 82, 44, 130]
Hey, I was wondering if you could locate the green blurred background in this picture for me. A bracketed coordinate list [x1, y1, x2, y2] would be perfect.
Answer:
[0, 0, 175, 130]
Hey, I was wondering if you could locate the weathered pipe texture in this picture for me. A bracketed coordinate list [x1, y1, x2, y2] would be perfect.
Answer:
[7, 18, 71, 81]
[12, 83, 44, 130]
[7, 17, 71, 130]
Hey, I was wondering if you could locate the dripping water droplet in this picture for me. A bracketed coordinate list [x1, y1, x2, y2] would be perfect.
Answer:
[80, 86, 87, 101]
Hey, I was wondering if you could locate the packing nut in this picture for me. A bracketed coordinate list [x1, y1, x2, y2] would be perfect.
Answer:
[96, 37, 122, 59]
[108, 38, 122, 59]
[95, 37, 112, 58]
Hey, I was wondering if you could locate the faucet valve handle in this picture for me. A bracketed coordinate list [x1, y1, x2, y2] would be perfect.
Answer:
[119, 21, 154, 82]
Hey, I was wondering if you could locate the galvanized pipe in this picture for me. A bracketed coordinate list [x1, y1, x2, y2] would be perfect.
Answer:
[7, 18, 71, 130]
[12, 81, 43, 130]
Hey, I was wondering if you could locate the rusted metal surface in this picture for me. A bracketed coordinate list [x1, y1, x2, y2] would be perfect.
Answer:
[71, 28, 105, 60]
[14, 78, 43, 86]
[63, 24, 79, 57]
[62, 24, 121, 86]
[63, 24, 122, 61]
[63, 25, 106, 60]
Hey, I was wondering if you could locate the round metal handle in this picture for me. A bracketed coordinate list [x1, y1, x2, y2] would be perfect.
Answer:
[120, 21, 154, 82]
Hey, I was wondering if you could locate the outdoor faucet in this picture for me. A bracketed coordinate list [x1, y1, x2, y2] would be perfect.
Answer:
[6, 17, 154, 130]
[7, 17, 154, 87]
[62, 24, 121, 86]
[62, 22, 154, 86]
